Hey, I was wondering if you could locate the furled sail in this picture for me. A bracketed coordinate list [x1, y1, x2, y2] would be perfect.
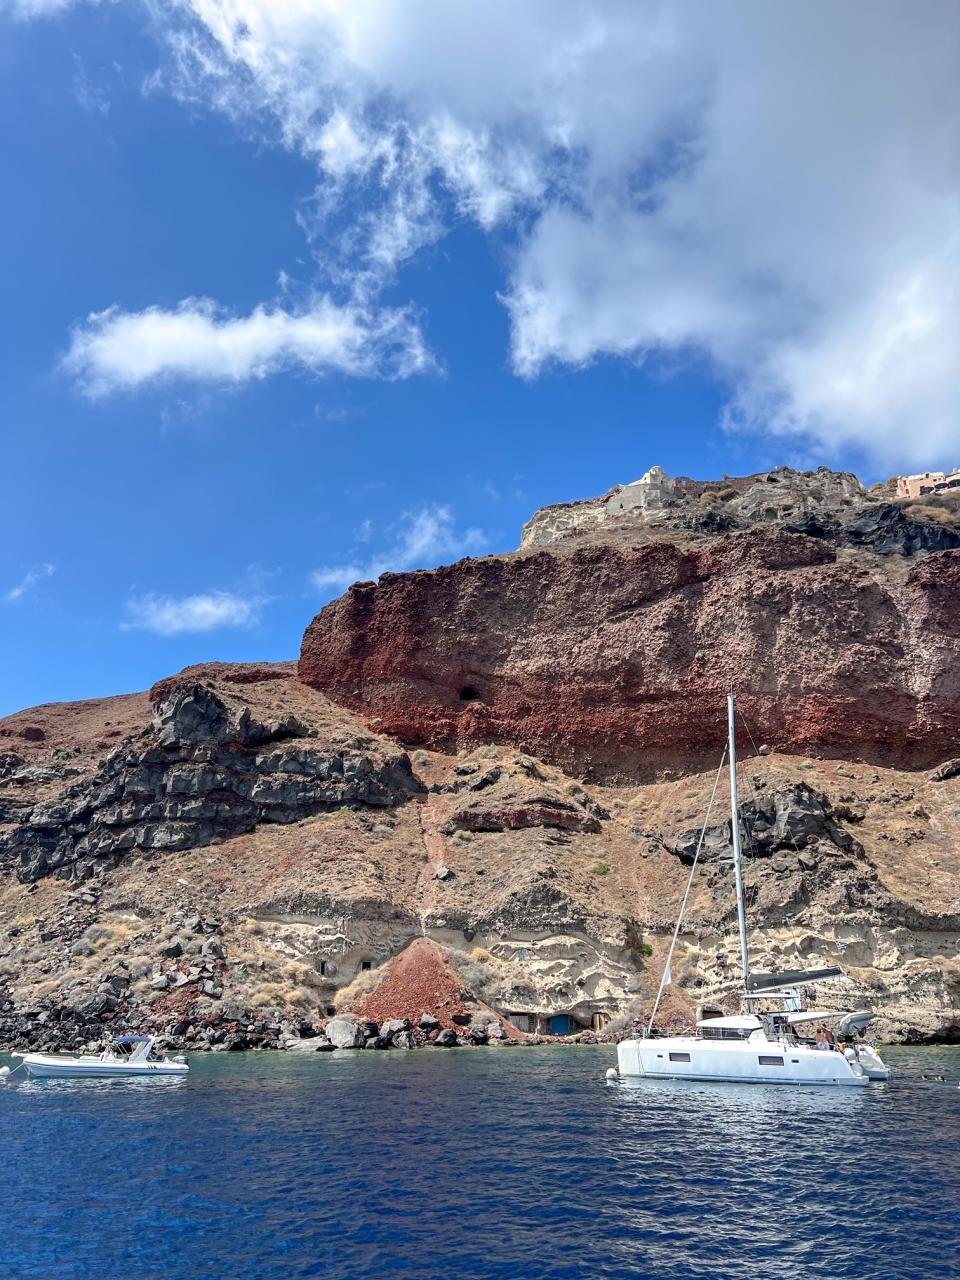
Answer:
[746, 966, 844, 993]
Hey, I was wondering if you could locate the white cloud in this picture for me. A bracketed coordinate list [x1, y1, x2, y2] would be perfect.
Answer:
[72, 53, 110, 116]
[63, 296, 432, 394]
[0, 0, 81, 16]
[311, 505, 486, 592]
[122, 590, 262, 636]
[4, 563, 55, 604]
[140, 0, 958, 466]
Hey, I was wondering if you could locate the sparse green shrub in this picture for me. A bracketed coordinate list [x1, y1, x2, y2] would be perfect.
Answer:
[594, 862, 611, 876]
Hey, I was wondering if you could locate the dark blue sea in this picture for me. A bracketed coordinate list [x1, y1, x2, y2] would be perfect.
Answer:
[2, 1045, 959, 1280]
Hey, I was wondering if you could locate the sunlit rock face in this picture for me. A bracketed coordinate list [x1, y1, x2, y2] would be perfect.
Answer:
[299, 524, 960, 778]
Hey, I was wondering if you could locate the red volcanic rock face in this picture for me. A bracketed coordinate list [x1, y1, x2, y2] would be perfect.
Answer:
[298, 530, 960, 776]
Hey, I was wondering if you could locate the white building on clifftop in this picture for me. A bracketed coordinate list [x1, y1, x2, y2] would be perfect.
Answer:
[605, 466, 676, 514]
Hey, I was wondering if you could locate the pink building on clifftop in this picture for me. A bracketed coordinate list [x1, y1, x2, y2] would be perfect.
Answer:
[897, 468, 960, 499]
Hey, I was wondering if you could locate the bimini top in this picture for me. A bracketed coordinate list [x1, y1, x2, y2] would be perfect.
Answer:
[112, 1035, 151, 1045]
[785, 1010, 845, 1026]
[785, 1010, 876, 1039]
[696, 1015, 762, 1031]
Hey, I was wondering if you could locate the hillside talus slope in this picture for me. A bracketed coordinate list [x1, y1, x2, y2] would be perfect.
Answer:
[1, 466, 958, 1051]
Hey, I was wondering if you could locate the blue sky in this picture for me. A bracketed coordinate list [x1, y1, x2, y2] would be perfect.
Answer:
[2, 2, 957, 716]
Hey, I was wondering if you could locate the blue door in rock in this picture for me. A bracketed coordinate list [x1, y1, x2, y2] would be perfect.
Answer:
[549, 1014, 573, 1035]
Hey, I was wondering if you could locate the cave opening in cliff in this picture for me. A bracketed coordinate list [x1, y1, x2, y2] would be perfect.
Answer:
[459, 686, 481, 702]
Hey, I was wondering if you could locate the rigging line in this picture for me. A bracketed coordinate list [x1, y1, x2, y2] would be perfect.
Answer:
[645, 748, 727, 1038]
[739, 709, 762, 760]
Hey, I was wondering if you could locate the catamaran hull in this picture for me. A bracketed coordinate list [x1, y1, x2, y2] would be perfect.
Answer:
[617, 1038, 872, 1087]
[18, 1055, 188, 1079]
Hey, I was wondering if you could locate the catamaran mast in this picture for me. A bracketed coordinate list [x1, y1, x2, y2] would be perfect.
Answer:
[727, 692, 751, 989]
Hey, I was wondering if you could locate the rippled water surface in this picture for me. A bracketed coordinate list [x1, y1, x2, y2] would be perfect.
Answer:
[3, 1045, 959, 1279]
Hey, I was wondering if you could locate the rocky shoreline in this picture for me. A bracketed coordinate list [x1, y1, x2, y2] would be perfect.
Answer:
[0, 997, 612, 1058]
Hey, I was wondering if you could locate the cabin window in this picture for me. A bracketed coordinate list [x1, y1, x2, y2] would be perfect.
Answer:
[669, 1052, 691, 1063]
[360, 961, 372, 972]
[759, 1055, 784, 1067]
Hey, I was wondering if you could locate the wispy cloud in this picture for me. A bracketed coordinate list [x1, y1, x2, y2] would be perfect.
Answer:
[72, 53, 110, 116]
[4, 563, 55, 604]
[311, 505, 486, 593]
[63, 297, 433, 395]
[122, 590, 263, 636]
[0, 0, 82, 17]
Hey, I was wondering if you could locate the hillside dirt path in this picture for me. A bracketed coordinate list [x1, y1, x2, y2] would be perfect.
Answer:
[414, 795, 451, 934]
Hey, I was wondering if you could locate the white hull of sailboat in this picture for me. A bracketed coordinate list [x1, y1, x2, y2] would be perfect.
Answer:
[617, 1036, 874, 1087]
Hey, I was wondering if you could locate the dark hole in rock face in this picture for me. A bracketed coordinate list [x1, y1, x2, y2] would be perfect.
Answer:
[459, 686, 481, 702]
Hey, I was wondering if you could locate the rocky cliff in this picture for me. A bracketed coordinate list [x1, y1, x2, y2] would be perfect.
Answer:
[1, 466, 958, 1054]
[300, 528, 960, 777]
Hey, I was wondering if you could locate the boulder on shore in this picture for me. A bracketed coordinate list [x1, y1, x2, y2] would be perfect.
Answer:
[381, 1018, 411, 1037]
[286, 1036, 334, 1053]
[324, 1015, 364, 1049]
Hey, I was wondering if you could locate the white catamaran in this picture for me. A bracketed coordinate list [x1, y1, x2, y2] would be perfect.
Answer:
[614, 694, 890, 1087]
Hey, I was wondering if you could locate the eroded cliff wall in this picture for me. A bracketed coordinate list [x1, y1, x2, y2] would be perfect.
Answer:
[300, 530, 960, 776]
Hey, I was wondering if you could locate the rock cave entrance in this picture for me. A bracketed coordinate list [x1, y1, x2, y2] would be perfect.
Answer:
[459, 686, 481, 702]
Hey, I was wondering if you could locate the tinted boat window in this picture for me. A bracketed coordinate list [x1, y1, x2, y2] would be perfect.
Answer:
[758, 1055, 784, 1066]
[669, 1052, 691, 1062]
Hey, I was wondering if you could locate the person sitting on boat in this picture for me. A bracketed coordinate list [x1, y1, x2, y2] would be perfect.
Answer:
[815, 1028, 831, 1050]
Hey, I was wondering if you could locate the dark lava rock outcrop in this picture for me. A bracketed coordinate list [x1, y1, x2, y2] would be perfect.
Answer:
[0, 680, 419, 884]
[664, 782, 860, 865]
